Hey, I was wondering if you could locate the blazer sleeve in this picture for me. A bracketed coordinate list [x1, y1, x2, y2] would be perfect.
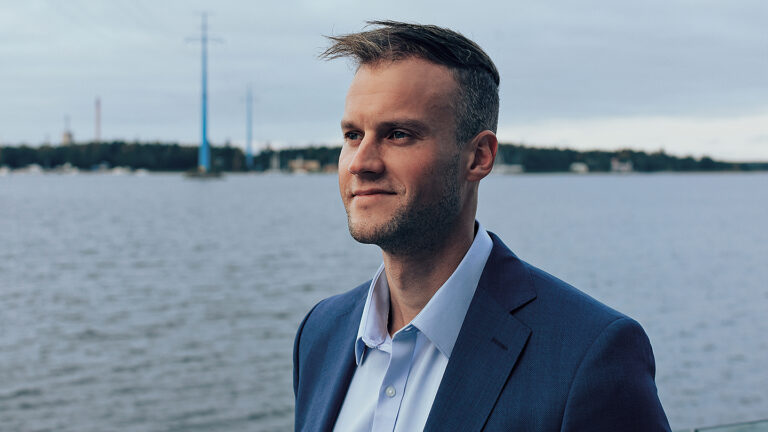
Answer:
[561, 317, 671, 432]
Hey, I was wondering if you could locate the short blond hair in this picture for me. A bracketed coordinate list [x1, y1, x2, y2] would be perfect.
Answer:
[321, 20, 500, 146]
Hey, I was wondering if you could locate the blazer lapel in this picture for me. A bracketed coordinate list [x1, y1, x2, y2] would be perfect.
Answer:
[424, 233, 537, 432]
[301, 301, 365, 432]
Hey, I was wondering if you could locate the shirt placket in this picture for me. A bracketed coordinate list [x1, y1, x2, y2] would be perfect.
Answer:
[370, 325, 417, 432]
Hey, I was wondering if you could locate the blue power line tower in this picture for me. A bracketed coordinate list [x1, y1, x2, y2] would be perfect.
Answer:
[198, 13, 210, 172]
[187, 13, 220, 174]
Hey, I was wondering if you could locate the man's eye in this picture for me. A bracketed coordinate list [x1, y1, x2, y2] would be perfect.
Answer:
[390, 131, 409, 140]
[344, 132, 361, 141]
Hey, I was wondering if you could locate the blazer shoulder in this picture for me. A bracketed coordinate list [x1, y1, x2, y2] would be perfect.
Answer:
[522, 261, 628, 329]
[484, 231, 625, 328]
[484, 231, 632, 334]
[460, 233, 669, 430]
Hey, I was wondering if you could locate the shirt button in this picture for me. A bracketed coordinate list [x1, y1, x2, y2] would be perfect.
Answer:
[385, 386, 396, 398]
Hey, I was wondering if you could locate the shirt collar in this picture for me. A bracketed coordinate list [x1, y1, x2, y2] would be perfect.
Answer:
[354, 222, 493, 365]
[354, 262, 390, 365]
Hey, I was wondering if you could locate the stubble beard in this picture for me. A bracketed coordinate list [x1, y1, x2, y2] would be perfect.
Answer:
[345, 155, 462, 257]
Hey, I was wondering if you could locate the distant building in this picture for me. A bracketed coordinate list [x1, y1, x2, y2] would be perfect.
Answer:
[570, 162, 589, 174]
[611, 157, 633, 173]
[269, 151, 281, 172]
[288, 156, 321, 173]
[493, 163, 524, 174]
[493, 148, 524, 174]
[17, 164, 44, 174]
[55, 162, 79, 174]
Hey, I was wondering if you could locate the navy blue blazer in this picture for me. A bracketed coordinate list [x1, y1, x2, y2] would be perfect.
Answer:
[293, 233, 671, 431]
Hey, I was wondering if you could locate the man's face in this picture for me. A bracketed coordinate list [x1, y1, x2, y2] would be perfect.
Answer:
[338, 57, 465, 254]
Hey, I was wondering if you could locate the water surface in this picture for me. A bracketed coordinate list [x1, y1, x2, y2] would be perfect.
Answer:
[1, 172, 766, 431]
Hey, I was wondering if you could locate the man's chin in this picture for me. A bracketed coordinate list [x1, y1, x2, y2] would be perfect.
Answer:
[347, 223, 384, 245]
[349, 232, 377, 245]
[346, 215, 401, 244]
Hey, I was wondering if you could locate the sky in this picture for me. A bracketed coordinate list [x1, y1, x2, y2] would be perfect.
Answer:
[1, 0, 766, 161]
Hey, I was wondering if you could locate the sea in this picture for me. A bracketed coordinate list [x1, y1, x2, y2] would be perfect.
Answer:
[1, 172, 767, 431]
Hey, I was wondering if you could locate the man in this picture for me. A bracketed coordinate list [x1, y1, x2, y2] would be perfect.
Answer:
[294, 21, 670, 432]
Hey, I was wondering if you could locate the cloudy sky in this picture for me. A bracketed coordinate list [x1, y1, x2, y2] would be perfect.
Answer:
[1, 0, 766, 161]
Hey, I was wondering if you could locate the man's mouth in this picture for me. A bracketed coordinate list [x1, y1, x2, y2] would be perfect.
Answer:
[352, 189, 396, 198]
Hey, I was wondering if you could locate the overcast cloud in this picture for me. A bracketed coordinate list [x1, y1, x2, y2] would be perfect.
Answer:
[1, 0, 766, 160]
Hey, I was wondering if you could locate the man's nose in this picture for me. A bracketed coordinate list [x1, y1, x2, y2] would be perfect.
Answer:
[347, 137, 384, 175]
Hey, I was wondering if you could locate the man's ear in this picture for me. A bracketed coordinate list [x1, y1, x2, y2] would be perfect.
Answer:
[466, 130, 497, 182]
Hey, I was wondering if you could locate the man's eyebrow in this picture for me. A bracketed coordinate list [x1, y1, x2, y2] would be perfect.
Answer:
[340, 119, 430, 135]
[377, 120, 429, 133]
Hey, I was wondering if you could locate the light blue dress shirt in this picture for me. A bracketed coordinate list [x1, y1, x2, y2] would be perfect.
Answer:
[333, 224, 493, 432]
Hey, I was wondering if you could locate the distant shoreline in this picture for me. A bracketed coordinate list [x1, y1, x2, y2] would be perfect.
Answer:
[1, 141, 766, 174]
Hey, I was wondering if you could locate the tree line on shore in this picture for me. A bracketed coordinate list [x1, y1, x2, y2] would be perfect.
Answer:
[1, 141, 765, 172]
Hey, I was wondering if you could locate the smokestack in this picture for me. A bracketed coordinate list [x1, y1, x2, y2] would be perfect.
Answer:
[62, 115, 73, 145]
[95, 97, 101, 143]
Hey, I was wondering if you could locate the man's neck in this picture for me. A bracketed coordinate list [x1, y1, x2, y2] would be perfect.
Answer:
[383, 221, 476, 335]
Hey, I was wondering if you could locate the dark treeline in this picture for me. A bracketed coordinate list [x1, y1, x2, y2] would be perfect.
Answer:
[496, 145, 768, 172]
[1, 141, 766, 172]
[0, 141, 240, 171]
